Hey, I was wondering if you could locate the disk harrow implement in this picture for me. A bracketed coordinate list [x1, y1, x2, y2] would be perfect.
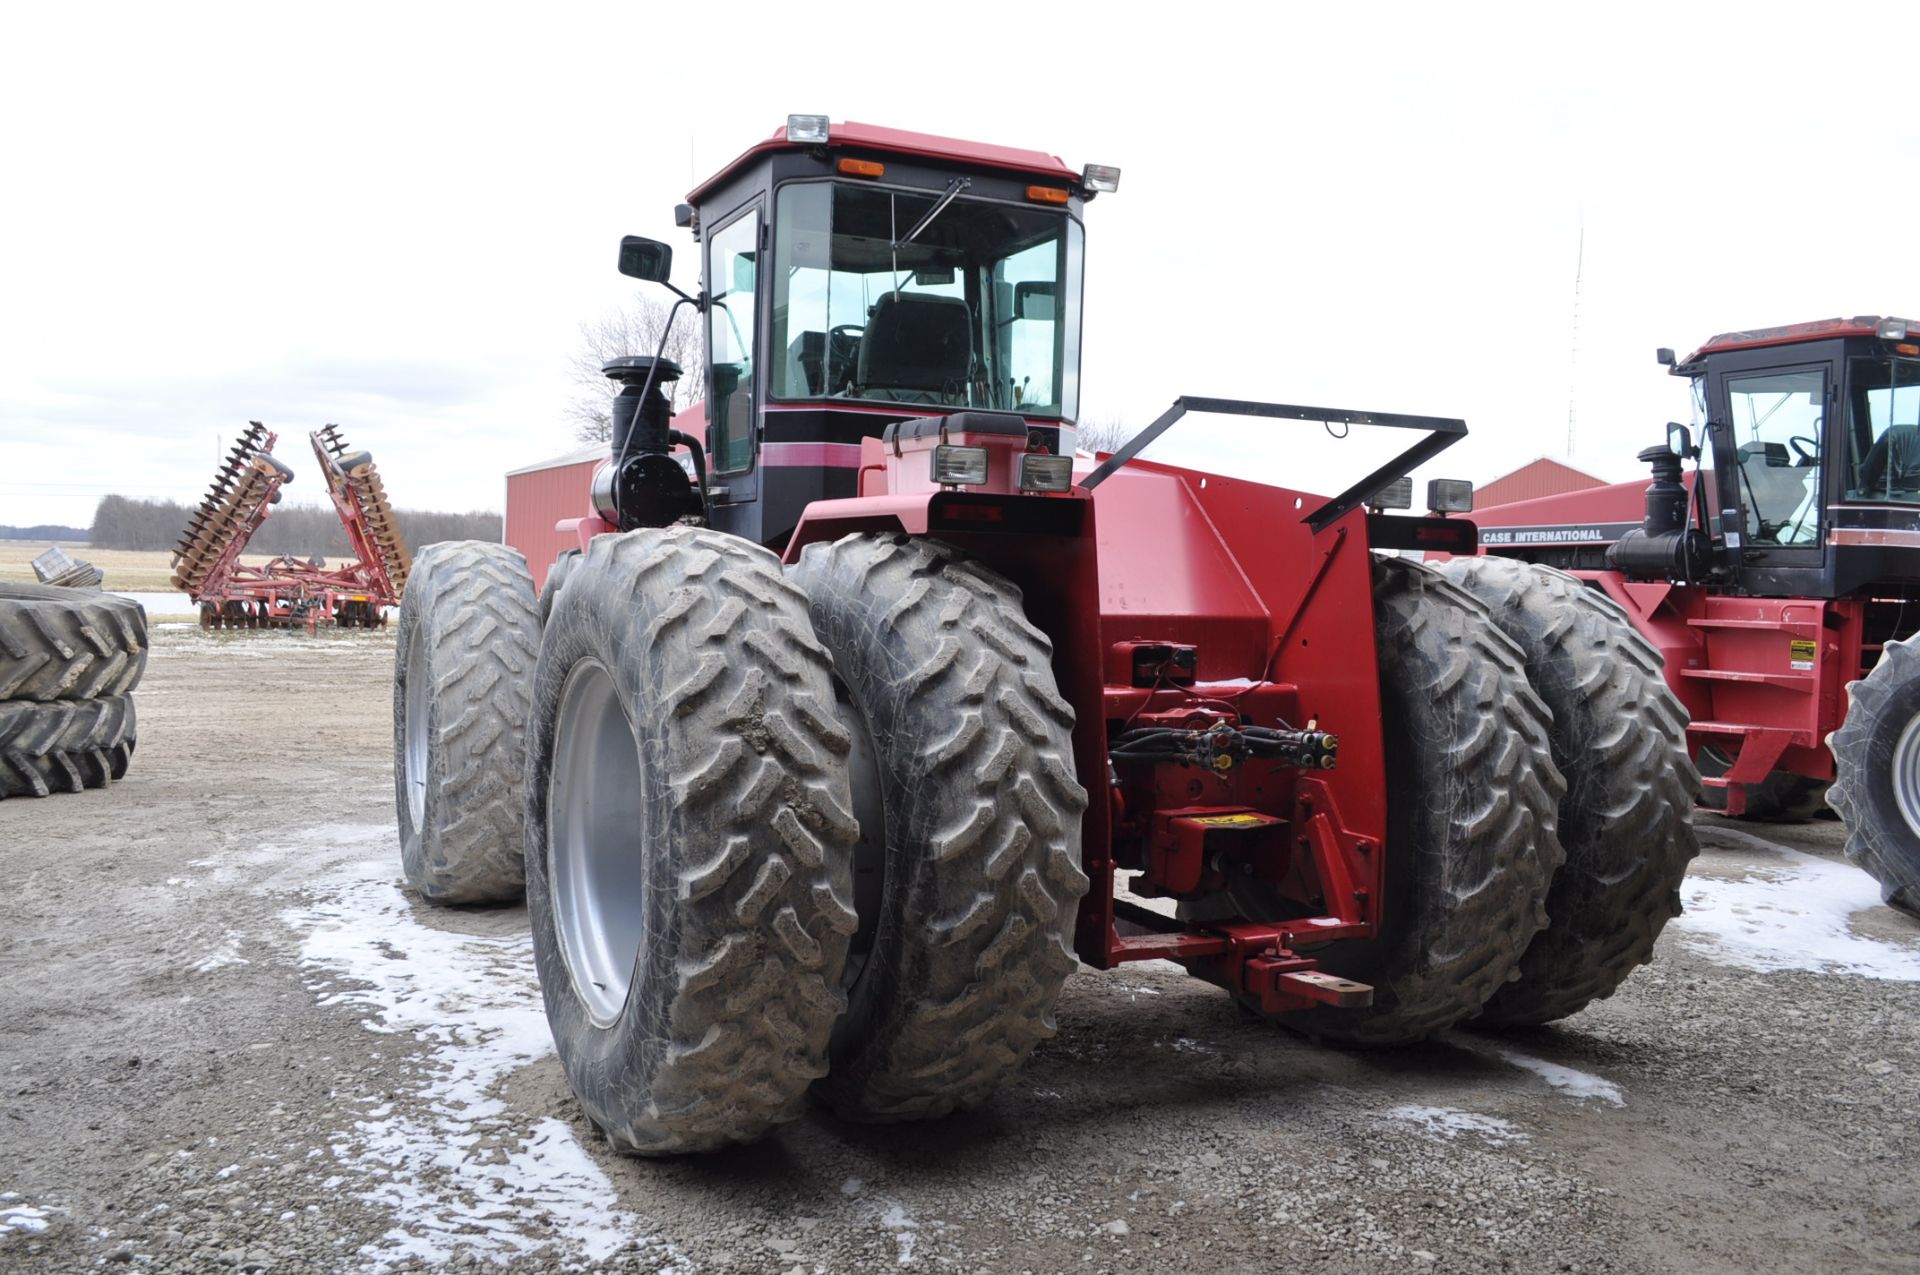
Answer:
[174, 423, 410, 631]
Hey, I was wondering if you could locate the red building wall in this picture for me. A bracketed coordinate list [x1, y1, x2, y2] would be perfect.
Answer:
[505, 454, 602, 592]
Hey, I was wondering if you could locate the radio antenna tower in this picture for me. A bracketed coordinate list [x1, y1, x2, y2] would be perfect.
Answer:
[1567, 219, 1584, 459]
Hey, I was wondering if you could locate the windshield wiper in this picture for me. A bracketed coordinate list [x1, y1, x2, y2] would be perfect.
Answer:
[894, 177, 970, 249]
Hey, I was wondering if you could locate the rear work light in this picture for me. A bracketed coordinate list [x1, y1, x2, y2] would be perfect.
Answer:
[786, 114, 830, 144]
[931, 445, 990, 486]
[1427, 478, 1474, 513]
[1370, 476, 1414, 511]
[1082, 163, 1121, 193]
[1877, 318, 1909, 341]
[1018, 453, 1074, 493]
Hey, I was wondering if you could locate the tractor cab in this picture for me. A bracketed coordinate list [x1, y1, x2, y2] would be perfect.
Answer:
[607, 116, 1116, 550]
[1645, 316, 1920, 600]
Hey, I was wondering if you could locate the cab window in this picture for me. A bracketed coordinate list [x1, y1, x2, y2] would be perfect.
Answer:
[1726, 368, 1824, 547]
[707, 210, 759, 474]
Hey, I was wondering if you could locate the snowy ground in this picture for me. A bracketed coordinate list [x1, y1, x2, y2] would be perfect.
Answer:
[1, 632, 1917, 1273]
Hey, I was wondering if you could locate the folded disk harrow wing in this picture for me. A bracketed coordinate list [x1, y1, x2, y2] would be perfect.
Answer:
[172, 423, 411, 631]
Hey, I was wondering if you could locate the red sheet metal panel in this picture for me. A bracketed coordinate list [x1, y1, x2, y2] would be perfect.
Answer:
[505, 456, 600, 592]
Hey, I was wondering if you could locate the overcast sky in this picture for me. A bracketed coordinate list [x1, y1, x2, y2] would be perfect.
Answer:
[3, 3, 1914, 529]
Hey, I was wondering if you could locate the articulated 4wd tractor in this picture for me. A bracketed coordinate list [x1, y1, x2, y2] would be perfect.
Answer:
[1463, 318, 1920, 917]
[392, 118, 1698, 1154]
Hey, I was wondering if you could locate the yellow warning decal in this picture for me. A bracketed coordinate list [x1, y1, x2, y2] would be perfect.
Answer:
[1188, 813, 1269, 828]
[1789, 638, 1817, 671]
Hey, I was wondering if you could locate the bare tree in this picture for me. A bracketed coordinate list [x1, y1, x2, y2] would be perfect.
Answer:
[567, 295, 704, 443]
[1074, 415, 1133, 455]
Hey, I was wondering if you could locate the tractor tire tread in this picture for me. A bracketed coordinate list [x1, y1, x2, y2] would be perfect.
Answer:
[528, 528, 859, 1154]
[792, 533, 1088, 1121]
[1279, 557, 1566, 1046]
[0, 695, 136, 798]
[1438, 556, 1700, 1025]
[1828, 637, 1920, 916]
[393, 541, 541, 903]
[0, 582, 148, 702]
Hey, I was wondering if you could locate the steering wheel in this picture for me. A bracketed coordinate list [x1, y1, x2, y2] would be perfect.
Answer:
[826, 324, 863, 393]
[1788, 435, 1819, 465]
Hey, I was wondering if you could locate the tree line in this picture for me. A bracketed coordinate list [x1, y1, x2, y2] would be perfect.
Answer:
[0, 523, 89, 541]
[87, 494, 498, 555]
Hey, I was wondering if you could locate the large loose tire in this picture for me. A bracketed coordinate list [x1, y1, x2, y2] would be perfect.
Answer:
[790, 534, 1089, 1121]
[1828, 638, 1920, 917]
[392, 541, 541, 904]
[0, 582, 147, 702]
[1438, 557, 1700, 1025]
[526, 527, 860, 1154]
[1695, 744, 1828, 821]
[0, 696, 136, 798]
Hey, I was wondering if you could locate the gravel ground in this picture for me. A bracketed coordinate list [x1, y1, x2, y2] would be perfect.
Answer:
[2, 628, 1916, 1273]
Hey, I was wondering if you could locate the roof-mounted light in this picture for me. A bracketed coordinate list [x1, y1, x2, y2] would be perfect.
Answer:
[1082, 163, 1121, 193]
[786, 114, 830, 144]
[1878, 318, 1909, 341]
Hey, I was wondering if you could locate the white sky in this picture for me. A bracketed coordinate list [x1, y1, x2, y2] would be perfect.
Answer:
[2, 2, 1914, 527]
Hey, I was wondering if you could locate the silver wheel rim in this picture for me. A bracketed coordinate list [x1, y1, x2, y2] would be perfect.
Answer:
[549, 660, 647, 1027]
[836, 680, 887, 990]
[403, 626, 429, 831]
[1892, 713, 1920, 839]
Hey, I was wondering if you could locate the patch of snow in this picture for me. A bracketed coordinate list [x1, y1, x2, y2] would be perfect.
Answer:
[1490, 1047, 1625, 1107]
[192, 936, 249, 973]
[1380, 1104, 1527, 1145]
[214, 1164, 240, 1181]
[841, 1179, 925, 1265]
[282, 854, 683, 1272]
[1674, 843, 1920, 980]
[0, 1197, 52, 1235]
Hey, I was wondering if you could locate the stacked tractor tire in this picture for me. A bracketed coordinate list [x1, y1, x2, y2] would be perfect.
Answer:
[0, 582, 146, 798]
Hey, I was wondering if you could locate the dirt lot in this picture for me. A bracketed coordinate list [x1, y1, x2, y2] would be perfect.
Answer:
[2, 628, 1917, 1273]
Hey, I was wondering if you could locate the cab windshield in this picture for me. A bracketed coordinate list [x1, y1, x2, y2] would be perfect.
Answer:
[1846, 357, 1920, 501]
[769, 181, 1083, 417]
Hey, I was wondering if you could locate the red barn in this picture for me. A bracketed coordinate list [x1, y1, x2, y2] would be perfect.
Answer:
[1474, 457, 1606, 509]
[505, 445, 605, 592]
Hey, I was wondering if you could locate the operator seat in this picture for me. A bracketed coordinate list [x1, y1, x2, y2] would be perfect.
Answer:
[856, 292, 971, 395]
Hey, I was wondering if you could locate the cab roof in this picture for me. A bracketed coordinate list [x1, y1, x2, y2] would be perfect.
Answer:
[1682, 315, 1915, 367]
[687, 120, 1078, 205]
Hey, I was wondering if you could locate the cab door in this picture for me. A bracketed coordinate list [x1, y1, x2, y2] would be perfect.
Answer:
[704, 203, 762, 507]
[1715, 361, 1831, 577]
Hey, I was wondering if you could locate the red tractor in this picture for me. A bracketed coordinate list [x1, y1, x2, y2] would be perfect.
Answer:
[391, 118, 1698, 1154]
[1460, 317, 1920, 917]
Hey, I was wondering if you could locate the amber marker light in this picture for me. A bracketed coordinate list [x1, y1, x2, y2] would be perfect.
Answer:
[1026, 186, 1070, 204]
[838, 158, 885, 177]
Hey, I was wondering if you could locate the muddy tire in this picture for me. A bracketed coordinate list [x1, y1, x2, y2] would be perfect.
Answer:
[1696, 745, 1828, 821]
[392, 541, 540, 904]
[0, 695, 136, 798]
[0, 582, 148, 702]
[1828, 638, 1920, 917]
[790, 534, 1089, 1121]
[526, 527, 859, 1154]
[538, 549, 579, 628]
[1438, 557, 1700, 1025]
[1220, 557, 1564, 1045]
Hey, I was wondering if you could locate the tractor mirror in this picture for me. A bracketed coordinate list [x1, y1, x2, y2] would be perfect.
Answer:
[1015, 281, 1057, 321]
[618, 235, 674, 283]
[1657, 347, 1676, 367]
[1667, 422, 1693, 457]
